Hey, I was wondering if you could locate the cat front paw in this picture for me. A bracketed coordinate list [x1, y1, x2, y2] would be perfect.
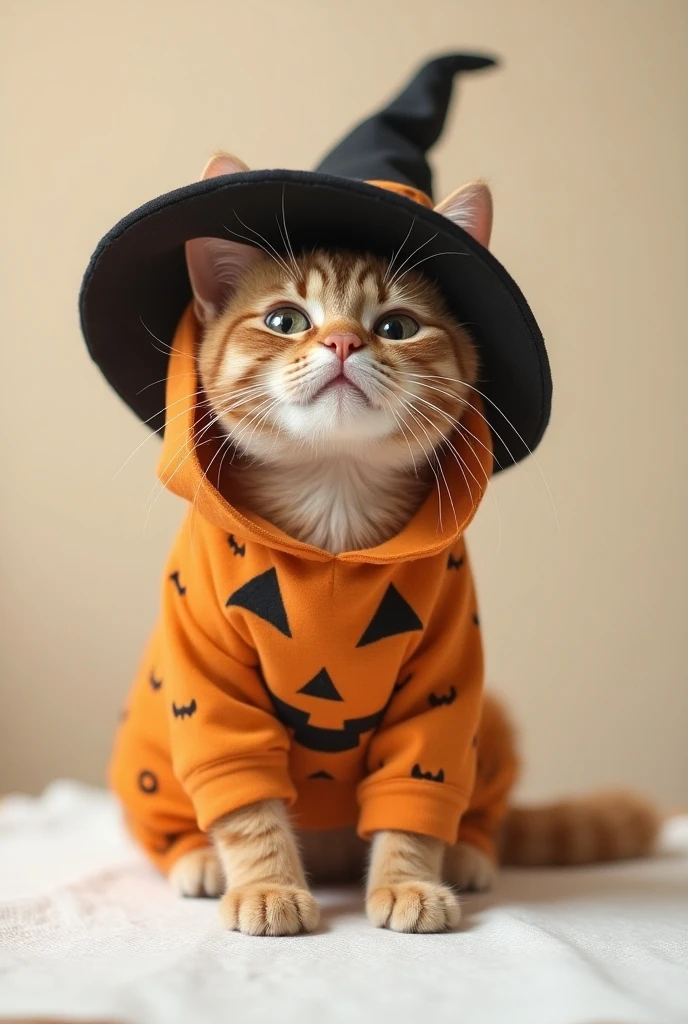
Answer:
[445, 840, 497, 892]
[169, 846, 224, 898]
[219, 885, 320, 936]
[366, 881, 461, 933]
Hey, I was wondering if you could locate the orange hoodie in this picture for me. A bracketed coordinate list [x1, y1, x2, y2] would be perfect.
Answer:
[110, 298, 496, 870]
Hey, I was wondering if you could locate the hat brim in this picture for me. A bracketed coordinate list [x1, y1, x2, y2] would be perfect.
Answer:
[79, 169, 551, 472]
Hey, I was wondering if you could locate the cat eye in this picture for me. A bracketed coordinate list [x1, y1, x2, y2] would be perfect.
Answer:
[374, 313, 420, 341]
[264, 307, 311, 335]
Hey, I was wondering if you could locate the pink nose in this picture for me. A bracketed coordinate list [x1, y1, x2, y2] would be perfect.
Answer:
[321, 333, 363, 362]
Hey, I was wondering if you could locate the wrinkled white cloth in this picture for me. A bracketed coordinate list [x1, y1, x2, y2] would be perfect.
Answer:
[0, 781, 686, 1024]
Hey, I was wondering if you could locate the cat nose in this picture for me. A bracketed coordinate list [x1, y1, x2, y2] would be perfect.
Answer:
[321, 333, 363, 362]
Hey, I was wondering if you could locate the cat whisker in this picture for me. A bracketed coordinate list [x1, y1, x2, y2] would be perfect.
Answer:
[402, 378, 502, 470]
[398, 397, 470, 526]
[393, 380, 500, 526]
[387, 232, 438, 289]
[383, 216, 417, 284]
[381, 397, 419, 478]
[278, 185, 300, 278]
[223, 213, 295, 281]
[397, 379, 502, 546]
[383, 387, 457, 534]
[406, 372, 559, 532]
[391, 249, 468, 289]
[137, 367, 276, 397]
[372, 377, 446, 524]
[138, 316, 194, 361]
[386, 378, 478, 518]
[145, 389, 270, 525]
[113, 390, 215, 479]
[144, 431, 220, 533]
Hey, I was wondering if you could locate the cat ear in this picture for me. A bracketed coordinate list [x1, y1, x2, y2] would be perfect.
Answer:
[434, 180, 493, 249]
[185, 152, 261, 324]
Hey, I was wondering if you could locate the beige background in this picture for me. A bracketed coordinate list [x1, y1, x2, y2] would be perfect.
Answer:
[2, 0, 686, 806]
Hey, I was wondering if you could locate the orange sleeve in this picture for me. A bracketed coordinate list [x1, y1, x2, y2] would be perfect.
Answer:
[160, 529, 296, 831]
[357, 555, 483, 846]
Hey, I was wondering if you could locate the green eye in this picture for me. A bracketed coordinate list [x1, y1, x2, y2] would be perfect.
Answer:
[374, 313, 420, 341]
[264, 307, 311, 335]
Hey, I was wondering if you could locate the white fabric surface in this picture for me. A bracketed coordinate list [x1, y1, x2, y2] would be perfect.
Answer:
[0, 781, 686, 1024]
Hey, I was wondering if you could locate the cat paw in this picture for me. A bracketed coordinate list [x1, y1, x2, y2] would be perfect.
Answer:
[367, 881, 461, 933]
[169, 846, 225, 898]
[445, 841, 497, 892]
[219, 885, 320, 936]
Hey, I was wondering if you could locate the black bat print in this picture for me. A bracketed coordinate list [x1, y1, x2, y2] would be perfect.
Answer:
[411, 764, 445, 783]
[154, 832, 181, 854]
[393, 673, 413, 694]
[172, 699, 197, 719]
[428, 686, 457, 708]
[228, 534, 246, 557]
[447, 553, 464, 570]
[149, 672, 162, 691]
[169, 571, 186, 596]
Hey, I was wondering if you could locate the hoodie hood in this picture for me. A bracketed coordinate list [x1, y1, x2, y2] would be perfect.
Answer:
[158, 305, 493, 564]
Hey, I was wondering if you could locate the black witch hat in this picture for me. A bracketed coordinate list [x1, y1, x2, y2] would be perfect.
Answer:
[79, 53, 551, 471]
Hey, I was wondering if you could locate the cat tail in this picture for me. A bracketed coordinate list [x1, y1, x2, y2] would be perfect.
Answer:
[498, 791, 662, 867]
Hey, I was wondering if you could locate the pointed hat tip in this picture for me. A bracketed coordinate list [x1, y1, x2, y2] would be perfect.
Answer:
[424, 52, 500, 73]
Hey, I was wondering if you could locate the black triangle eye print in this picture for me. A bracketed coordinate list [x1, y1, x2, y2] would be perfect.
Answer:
[228, 534, 245, 557]
[149, 671, 162, 691]
[138, 769, 158, 794]
[298, 668, 343, 702]
[226, 567, 291, 637]
[428, 685, 457, 708]
[447, 553, 464, 570]
[473, 613, 480, 626]
[169, 571, 186, 596]
[357, 584, 423, 647]
[172, 699, 197, 720]
[411, 764, 445, 783]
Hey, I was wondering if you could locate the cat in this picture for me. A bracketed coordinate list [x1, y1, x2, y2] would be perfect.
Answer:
[154, 154, 659, 936]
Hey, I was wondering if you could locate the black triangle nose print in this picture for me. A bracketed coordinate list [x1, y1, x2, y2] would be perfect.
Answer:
[226, 567, 291, 637]
[428, 685, 457, 708]
[138, 769, 158, 794]
[357, 584, 423, 647]
[298, 668, 343, 702]
[308, 770, 335, 780]
[169, 571, 186, 596]
[149, 671, 162, 691]
[172, 699, 197, 719]
[228, 534, 246, 557]
[411, 764, 445, 783]
[447, 553, 464, 570]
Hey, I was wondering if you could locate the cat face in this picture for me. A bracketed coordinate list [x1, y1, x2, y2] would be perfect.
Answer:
[195, 248, 478, 466]
[186, 155, 492, 470]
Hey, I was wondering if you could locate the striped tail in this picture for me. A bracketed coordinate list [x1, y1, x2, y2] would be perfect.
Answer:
[499, 791, 662, 867]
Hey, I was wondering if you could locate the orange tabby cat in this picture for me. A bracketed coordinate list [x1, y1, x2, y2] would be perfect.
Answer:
[164, 154, 658, 936]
